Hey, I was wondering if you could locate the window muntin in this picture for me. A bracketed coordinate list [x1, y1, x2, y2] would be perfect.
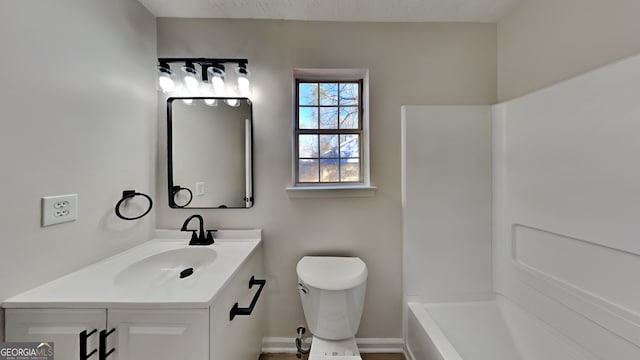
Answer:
[295, 80, 363, 184]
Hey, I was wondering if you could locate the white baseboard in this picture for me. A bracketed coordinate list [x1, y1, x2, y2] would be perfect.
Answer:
[357, 338, 405, 353]
[261, 337, 308, 354]
[261, 337, 404, 354]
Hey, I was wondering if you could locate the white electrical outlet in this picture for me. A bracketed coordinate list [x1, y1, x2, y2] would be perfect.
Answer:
[42, 194, 78, 226]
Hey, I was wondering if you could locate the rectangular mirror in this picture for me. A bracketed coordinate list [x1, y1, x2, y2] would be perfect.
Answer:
[168, 97, 253, 208]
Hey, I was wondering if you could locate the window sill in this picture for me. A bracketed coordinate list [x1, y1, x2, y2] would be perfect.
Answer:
[285, 185, 377, 198]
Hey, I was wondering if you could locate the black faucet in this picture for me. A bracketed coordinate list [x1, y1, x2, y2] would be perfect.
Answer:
[180, 214, 215, 245]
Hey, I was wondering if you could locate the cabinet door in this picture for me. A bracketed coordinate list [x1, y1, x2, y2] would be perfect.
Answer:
[5, 308, 105, 360]
[107, 309, 208, 360]
[210, 245, 264, 360]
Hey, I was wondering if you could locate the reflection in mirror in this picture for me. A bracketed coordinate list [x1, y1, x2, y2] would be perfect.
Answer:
[168, 97, 253, 208]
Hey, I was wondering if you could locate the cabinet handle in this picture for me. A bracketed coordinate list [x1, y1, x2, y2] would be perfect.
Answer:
[229, 276, 266, 321]
[79, 329, 97, 360]
[99, 328, 116, 360]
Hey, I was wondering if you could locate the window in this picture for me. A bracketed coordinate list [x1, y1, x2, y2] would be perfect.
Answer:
[295, 79, 364, 184]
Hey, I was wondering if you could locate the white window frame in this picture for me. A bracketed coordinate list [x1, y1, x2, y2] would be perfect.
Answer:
[286, 68, 375, 198]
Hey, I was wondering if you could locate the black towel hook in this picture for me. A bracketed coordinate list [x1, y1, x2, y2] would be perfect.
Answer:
[115, 190, 153, 220]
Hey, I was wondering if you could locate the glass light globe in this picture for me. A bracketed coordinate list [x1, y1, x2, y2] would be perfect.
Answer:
[157, 64, 175, 93]
[181, 63, 200, 93]
[183, 74, 199, 92]
[212, 76, 225, 93]
[207, 66, 226, 94]
[235, 66, 251, 95]
[158, 73, 174, 93]
[237, 76, 250, 94]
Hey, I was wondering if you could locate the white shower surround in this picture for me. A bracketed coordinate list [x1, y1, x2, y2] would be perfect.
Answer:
[403, 52, 640, 359]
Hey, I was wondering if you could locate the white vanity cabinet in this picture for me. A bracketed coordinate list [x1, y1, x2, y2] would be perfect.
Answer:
[209, 240, 264, 359]
[5, 309, 105, 360]
[5, 308, 208, 360]
[4, 234, 265, 360]
[108, 309, 209, 360]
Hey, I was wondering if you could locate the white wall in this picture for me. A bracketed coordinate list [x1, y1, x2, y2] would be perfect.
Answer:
[156, 19, 497, 339]
[493, 54, 640, 358]
[402, 106, 493, 303]
[498, 0, 640, 101]
[0, 0, 157, 340]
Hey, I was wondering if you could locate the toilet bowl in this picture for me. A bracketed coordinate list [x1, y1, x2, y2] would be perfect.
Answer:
[296, 256, 368, 360]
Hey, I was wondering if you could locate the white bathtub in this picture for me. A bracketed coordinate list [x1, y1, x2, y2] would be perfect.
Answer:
[406, 296, 592, 360]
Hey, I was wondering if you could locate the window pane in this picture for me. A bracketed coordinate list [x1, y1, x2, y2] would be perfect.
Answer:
[320, 134, 338, 158]
[295, 78, 364, 185]
[339, 83, 359, 105]
[299, 159, 319, 182]
[339, 107, 359, 129]
[299, 83, 318, 105]
[299, 135, 318, 157]
[320, 107, 339, 129]
[340, 134, 359, 158]
[340, 158, 360, 182]
[299, 107, 318, 129]
[319, 83, 339, 105]
[321, 159, 339, 182]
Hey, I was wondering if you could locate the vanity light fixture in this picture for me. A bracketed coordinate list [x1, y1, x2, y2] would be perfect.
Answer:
[157, 62, 175, 93]
[207, 64, 226, 94]
[181, 61, 200, 92]
[157, 58, 251, 98]
[236, 63, 251, 95]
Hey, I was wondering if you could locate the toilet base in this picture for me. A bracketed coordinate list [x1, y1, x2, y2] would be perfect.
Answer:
[308, 336, 362, 360]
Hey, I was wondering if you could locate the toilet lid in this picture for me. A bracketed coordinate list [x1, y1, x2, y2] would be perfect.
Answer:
[297, 256, 367, 290]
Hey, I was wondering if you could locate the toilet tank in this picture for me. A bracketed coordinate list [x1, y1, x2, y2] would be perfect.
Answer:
[297, 256, 368, 340]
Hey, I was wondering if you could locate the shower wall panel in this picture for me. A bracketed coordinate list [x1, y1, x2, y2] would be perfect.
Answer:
[493, 54, 640, 358]
[402, 106, 493, 303]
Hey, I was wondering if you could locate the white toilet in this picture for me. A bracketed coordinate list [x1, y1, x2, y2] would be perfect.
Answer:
[296, 256, 368, 360]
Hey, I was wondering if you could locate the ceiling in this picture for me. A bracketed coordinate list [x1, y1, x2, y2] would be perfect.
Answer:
[137, 0, 522, 23]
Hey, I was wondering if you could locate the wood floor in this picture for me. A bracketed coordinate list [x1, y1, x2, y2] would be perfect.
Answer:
[259, 354, 406, 360]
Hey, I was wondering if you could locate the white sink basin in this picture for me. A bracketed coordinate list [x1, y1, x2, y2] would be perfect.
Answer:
[115, 247, 217, 289]
[2, 229, 262, 308]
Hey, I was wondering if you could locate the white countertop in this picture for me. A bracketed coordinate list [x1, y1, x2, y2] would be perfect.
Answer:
[2, 229, 262, 309]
